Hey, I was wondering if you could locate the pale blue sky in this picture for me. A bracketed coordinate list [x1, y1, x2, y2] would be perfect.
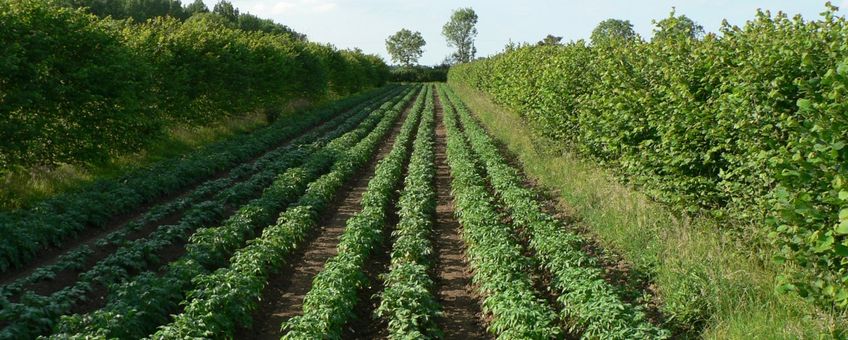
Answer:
[204, 0, 846, 65]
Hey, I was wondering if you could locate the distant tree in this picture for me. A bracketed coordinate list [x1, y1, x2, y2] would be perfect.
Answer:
[124, 0, 186, 21]
[442, 7, 478, 63]
[66, 0, 127, 18]
[385, 29, 426, 66]
[537, 34, 563, 46]
[62, 0, 186, 20]
[213, 0, 238, 22]
[184, 0, 208, 16]
[652, 8, 704, 41]
[237, 12, 304, 39]
[591, 19, 636, 45]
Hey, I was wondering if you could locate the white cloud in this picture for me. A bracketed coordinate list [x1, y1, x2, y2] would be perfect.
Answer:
[312, 2, 337, 12]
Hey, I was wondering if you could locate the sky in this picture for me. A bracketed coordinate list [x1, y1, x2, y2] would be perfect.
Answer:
[202, 0, 847, 66]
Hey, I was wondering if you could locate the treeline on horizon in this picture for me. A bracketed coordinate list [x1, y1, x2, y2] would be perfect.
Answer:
[59, 0, 306, 39]
[450, 3, 848, 317]
[0, 0, 389, 170]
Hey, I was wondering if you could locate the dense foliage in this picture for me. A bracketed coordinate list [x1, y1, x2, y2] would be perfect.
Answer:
[389, 65, 449, 83]
[448, 4, 848, 312]
[442, 7, 478, 63]
[60, 0, 305, 37]
[0, 0, 388, 170]
[386, 29, 426, 67]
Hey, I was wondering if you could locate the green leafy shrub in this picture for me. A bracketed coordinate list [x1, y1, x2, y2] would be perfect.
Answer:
[0, 0, 389, 170]
[448, 3, 848, 312]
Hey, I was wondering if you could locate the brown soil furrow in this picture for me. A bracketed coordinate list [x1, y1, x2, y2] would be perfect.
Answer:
[431, 91, 490, 339]
[238, 99, 412, 340]
[0, 95, 383, 287]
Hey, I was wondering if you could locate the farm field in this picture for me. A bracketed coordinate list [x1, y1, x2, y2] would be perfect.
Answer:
[0, 83, 669, 338]
[3, 0, 848, 339]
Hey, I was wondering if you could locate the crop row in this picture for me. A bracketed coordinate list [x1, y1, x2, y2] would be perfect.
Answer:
[49, 86, 420, 339]
[375, 85, 441, 339]
[437, 84, 561, 339]
[145, 86, 427, 339]
[0, 85, 395, 273]
[281, 85, 431, 339]
[1, 87, 417, 339]
[442, 86, 669, 339]
[0, 86, 403, 299]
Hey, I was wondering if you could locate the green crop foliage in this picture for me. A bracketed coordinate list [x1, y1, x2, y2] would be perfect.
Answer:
[4, 87, 418, 340]
[281, 86, 428, 339]
[439, 84, 562, 339]
[375, 85, 441, 339]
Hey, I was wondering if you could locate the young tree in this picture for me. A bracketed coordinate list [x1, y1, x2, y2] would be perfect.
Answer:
[590, 19, 637, 45]
[652, 8, 704, 41]
[385, 29, 426, 66]
[442, 7, 478, 63]
[537, 34, 563, 46]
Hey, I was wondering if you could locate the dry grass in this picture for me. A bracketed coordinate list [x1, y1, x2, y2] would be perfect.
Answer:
[450, 83, 846, 339]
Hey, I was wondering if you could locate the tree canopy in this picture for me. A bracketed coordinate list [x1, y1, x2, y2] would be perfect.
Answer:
[591, 19, 637, 45]
[537, 34, 563, 46]
[212, 0, 238, 23]
[385, 29, 426, 66]
[652, 9, 704, 41]
[442, 7, 478, 63]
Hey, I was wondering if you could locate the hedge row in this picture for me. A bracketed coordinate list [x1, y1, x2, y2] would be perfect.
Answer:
[0, 0, 389, 169]
[448, 5, 848, 309]
[389, 65, 449, 83]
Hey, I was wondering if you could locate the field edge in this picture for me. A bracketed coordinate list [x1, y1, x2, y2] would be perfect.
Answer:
[448, 82, 846, 339]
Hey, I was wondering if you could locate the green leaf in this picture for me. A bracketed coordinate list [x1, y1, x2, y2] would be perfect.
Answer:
[836, 221, 848, 235]
[814, 234, 835, 253]
[836, 244, 848, 257]
[797, 98, 812, 112]
[837, 60, 848, 77]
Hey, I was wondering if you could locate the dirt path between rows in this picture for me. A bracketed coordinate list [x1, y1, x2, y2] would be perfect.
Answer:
[431, 91, 491, 339]
[236, 98, 412, 340]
